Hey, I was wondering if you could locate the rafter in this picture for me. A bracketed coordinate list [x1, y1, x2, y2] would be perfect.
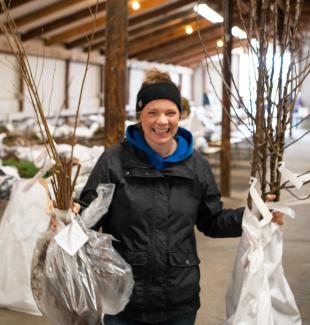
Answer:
[20, 2, 106, 42]
[0, 0, 33, 14]
[12, 0, 88, 29]
[143, 32, 222, 65]
[46, 0, 192, 45]
[46, 15, 106, 46]
[133, 23, 222, 60]
[45, 0, 165, 45]
[88, 12, 206, 53]
[92, 19, 213, 56]
[163, 43, 215, 65]
[66, 5, 194, 49]
[168, 38, 247, 66]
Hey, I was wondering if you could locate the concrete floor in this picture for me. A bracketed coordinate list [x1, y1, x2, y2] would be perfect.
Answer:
[0, 129, 309, 325]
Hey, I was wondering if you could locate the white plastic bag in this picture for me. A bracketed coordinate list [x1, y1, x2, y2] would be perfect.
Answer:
[225, 178, 301, 325]
[31, 184, 133, 325]
[0, 179, 50, 315]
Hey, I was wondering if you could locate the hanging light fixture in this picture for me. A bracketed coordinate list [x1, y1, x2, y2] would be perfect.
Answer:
[217, 39, 224, 48]
[185, 25, 193, 35]
[232, 26, 247, 39]
[194, 3, 223, 23]
[131, 1, 140, 11]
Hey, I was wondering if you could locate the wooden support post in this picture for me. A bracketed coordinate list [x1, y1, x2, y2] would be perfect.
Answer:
[104, 0, 128, 147]
[220, 0, 233, 197]
[65, 59, 70, 109]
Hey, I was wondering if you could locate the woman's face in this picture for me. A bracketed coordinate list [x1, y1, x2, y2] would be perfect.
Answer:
[139, 99, 180, 150]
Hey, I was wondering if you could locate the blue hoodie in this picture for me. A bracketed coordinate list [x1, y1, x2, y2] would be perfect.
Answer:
[126, 124, 193, 171]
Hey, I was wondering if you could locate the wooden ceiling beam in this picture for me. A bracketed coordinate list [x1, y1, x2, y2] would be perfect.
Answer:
[133, 24, 222, 61]
[46, 16, 106, 46]
[176, 38, 249, 67]
[46, 0, 167, 45]
[129, 15, 206, 49]
[162, 43, 215, 65]
[146, 34, 222, 65]
[21, 2, 106, 42]
[0, 0, 33, 14]
[129, 0, 192, 26]
[66, 6, 194, 50]
[12, 0, 87, 29]
[173, 51, 215, 67]
[88, 12, 204, 52]
[91, 19, 212, 57]
[66, 27, 105, 49]
[129, 7, 194, 39]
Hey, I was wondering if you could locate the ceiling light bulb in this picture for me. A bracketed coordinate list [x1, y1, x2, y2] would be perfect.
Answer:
[217, 39, 224, 48]
[185, 25, 193, 35]
[131, 1, 140, 10]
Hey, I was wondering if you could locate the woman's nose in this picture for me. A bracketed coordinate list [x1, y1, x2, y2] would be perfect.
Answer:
[157, 114, 168, 124]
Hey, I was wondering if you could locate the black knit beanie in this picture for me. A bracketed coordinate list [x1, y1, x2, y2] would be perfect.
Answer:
[136, 82, 183, 113]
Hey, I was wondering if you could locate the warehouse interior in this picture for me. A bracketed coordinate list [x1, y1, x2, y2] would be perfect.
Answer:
[0, 1, 310, 324]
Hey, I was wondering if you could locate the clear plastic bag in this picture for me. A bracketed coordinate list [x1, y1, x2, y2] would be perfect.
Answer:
[31, 184, 134, 325]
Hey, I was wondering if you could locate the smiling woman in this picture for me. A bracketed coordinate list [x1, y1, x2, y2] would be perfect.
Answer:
[79, 67, 244, 325]
[136, 72, 182, 158]
[79, 67, 283, 325]
[139, 100, 179, 157]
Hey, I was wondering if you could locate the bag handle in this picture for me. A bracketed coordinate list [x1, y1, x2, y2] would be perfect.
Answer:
[249, 177, 274, 226]
[279, 162, 310, 190]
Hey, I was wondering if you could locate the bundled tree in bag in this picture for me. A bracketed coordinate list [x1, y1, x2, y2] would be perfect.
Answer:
[197, 0, 310, 324]
[0, 1, 134, 324]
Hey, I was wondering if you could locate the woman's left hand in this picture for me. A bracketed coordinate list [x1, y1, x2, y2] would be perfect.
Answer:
[265, 194, 284, 225]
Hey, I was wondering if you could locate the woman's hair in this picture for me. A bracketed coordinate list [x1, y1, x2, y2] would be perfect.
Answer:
[141, 68, 172, 86]
[135, 68, 182, 122]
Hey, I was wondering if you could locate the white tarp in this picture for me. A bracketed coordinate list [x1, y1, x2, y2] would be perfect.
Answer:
[0, 179, 50, 315]
[225, 177, 302, 325]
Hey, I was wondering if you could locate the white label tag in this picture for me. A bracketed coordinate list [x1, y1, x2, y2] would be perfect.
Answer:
[55, 219, 89, 256]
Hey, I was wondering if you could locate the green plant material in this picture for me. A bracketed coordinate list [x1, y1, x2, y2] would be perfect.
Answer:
[93, 126, 104, 136]
[3, 132, 42, 146]
[3, 134, 18, 145]
[3, 158, 39, 178]
[28, 132, 41, 141]
[0, 125, 8, 133]
[2, 158, 48, 178]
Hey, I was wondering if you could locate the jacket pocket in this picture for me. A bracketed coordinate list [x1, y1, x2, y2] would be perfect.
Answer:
[120, 251, 148, 309]
[168, 252, 200, 266]
[167, 252, 201, 305]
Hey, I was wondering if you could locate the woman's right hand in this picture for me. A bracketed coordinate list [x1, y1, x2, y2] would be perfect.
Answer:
[49, 201, 81, 232]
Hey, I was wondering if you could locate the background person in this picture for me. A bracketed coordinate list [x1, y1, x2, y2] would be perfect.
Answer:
[178, 85, 191, 119]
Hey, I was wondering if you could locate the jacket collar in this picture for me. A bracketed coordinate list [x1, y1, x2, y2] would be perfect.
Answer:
[121, 141, 194, 180]
[125, 124, 193, 171]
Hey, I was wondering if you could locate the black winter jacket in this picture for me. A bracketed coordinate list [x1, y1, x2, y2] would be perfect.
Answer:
[80, 140, 244, 323]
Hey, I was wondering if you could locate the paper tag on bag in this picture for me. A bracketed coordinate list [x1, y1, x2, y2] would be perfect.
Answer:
[55, 219, 89, 256]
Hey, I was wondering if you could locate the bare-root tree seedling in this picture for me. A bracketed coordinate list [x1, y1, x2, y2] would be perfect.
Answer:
[197, 0, 310, 204]
[0, 0, 100, 211]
